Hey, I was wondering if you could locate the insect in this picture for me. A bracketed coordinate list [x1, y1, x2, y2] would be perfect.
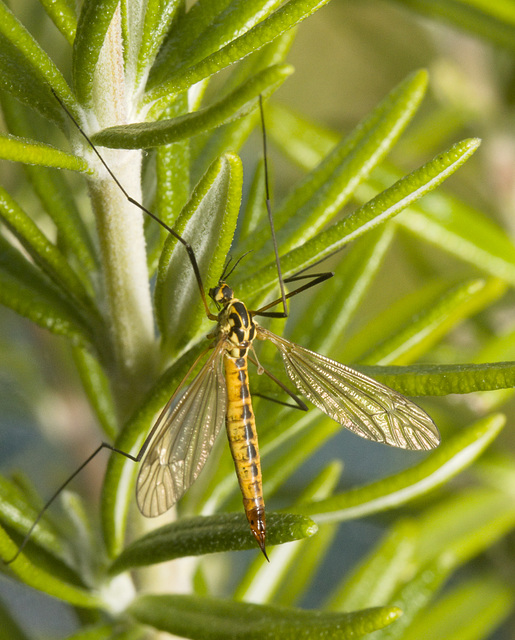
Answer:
[7, 95, 440, 564]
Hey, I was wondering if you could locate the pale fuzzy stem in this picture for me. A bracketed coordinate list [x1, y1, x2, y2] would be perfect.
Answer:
[90, 6, 157, 409]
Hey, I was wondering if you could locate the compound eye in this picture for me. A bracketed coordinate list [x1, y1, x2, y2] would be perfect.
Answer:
[209, 282, 234, 305]
[220, 284, 233, 301]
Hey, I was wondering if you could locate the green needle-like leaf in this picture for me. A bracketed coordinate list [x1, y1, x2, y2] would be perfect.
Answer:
[237, 137, 481, 301]
[361, 164, 515, 287]
[239, 69, 428, 270]
[135, 0, 181, 86]
[38, 0, 77, 44]
[150, 0, 284, 86]
[292, 414, 504, 523]
[190, 30, 296, 181]
[0, 134, 88, 171]
[93, 63, 292, 148]
[72, 0, 119, 106]
[0, 474, 63, 560]
[326, 520, 419, 612]
[358, 278, 506, 366]
[72, 347, 118, 439]
[288, 225, 396, 353]
[0, 524, 100, 608]
[0, 1, 75, 124]
[0, 235, 94, 345]
[269, 105, 515, 289]
[155, 152, 242, 352]
[402, 576, 513, 640]
[394, 0, 515, 54]
[129, 594, 402, 639]
[109, 513, 316, 574]
[0, 91, 97, 277]
[356, 361, 515, 396]
[373, 487, 515, 639]
[146, 0, 332, 104]
[0, 186, 97, 316]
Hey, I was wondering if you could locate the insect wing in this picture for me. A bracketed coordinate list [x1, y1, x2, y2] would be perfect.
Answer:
[137, 345, 227, 517]
[258, 327, 440, 451]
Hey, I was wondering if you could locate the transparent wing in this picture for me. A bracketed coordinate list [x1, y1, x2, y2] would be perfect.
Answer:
[136, 344, 227, 517]
[258, 327, 440, 451]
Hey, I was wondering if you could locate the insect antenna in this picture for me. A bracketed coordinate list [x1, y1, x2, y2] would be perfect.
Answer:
[221, 250, 253, 283]
[4, 92, 320, 566]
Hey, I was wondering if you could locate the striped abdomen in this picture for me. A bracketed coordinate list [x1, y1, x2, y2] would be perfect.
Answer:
[223, 353, 266, 555]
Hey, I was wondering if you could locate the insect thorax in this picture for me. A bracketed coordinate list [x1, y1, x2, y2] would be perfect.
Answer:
[210, 283, 256, 358]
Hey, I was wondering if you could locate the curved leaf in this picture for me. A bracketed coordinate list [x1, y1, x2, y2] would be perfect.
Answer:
[0, 186, 96, 315]
[0, 134, 88, 171]
[341, 277, 505, 364]
[0, 3, 75, 125]
[92, 63, 292, 148]
[292, 414, 504, 523]
[109, 513, 316, 574]
[288, 225, 396, 353]
[136, 0, 181, 86]
[129, 594, 402, 639]
[150, 0, 284, 87]
[358, 278, 506, 366]
[326, 520, 419, 612]
[190, 29, 297, 181]
[72, 0, 119, 106]
[239, 69, 428, 270]
[146, 0, 332, 104]
[72, 347, 118, 439]
[92, 65, 293, 149]
[0, 236, 93, 345]
[0, 524, 100, 608]
[0, 475, 64, 562]
[402, 576, 513, 640]
[363, 165, 515, 287]
[395, 0, 515, 54]
[268, 105, 515, 288]
[39, 0, 77, 44]
[237, 138, 481, 302]
[373, 487, 515, 640]
[155, 152, 242, 352]
[0, 91, 97, 276]
[357, 361, 515, 396]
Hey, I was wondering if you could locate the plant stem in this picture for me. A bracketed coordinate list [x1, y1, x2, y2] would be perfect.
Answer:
[89, 6, 157, 414]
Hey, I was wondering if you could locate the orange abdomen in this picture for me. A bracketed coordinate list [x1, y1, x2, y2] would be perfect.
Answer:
[223, 354, 266, 555]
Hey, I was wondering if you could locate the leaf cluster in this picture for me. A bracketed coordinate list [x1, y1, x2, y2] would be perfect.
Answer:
[0, 1, 514, 639]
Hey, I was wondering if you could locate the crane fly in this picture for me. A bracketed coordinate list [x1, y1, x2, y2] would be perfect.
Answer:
[135, 274, 440, 559]
[6, 94, 440, 564]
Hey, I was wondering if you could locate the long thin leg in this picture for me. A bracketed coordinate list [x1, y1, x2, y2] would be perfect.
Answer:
[51, 90, 216, 320]
[4, 345, 212, 565]
[4, 441, 138, 564]
[248, 354, 308, 411]
[251, 271, 334, 318]
[259, 95, 288, 318]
